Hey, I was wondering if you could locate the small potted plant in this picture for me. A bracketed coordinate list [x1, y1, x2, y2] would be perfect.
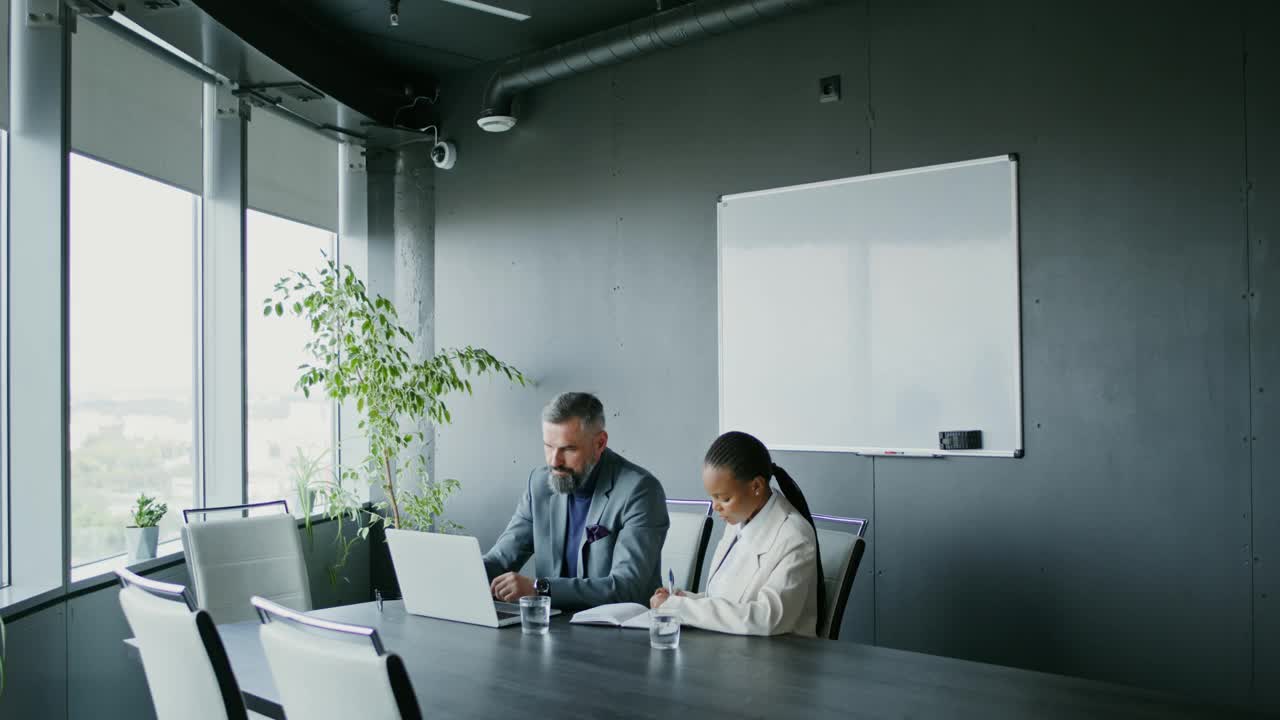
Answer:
[126, 493, 168, 563]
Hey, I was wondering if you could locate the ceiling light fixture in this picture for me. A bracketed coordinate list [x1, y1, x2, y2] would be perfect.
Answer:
[439, 0, 530, 21]
[477, 115, 516, 132]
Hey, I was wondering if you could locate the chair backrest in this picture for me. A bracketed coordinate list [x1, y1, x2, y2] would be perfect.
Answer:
[116, 568, 248, 720]
[253, 596, 422, 720]
[662, 499, 714, 593]
[181, 502, 311, 623]
[813, 514, 868, 641]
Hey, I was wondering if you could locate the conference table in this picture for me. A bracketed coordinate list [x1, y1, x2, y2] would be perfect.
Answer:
[199, 600, 1250, 719]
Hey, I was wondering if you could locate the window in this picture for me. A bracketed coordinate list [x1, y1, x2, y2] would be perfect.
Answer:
[246, 210, 338, 512]
[69, 153, 199, 567]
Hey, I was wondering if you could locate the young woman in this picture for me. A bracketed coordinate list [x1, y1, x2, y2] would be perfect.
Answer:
[651, 431, 825, 637]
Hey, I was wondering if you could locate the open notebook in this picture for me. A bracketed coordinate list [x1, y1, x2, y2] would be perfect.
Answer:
[570, 603, 652, 629]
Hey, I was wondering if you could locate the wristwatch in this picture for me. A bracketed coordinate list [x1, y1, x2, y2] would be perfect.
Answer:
[534, 577, 551, 597]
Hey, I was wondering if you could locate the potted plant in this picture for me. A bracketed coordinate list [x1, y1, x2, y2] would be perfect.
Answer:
[288, 446, 329, 542]
[266, 256, 526, 584]
[125, 493, 168, 563]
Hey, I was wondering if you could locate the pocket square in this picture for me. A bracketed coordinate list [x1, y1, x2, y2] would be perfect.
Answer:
[585, 524, 611, 544]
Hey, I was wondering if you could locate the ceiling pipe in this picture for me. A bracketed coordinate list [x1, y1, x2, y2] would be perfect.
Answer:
[476, 0, 836, 132]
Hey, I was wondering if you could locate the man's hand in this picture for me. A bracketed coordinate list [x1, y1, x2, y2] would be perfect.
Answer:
[491, 572, 536, 602]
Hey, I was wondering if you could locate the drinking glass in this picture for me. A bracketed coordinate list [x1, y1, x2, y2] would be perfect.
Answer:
[649, 609, 680, 649]
[519, 595, 551, 635]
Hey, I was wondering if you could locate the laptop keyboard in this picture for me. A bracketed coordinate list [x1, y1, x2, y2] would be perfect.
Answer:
[494, 601, 521, 618]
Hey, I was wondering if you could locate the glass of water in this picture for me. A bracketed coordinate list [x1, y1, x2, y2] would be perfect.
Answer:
[519, 595, 551, 635]
[650, 609, 680, 650]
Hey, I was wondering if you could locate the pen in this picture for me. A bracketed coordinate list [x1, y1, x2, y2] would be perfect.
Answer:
[668, 568, 676, 596]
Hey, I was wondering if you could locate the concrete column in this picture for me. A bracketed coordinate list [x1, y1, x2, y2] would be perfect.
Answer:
[358, 147, 436, 497]
[392, 146, 437, 478]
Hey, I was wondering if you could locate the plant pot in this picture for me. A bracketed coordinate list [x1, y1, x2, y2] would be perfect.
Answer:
[367, 522, 401, 601]
[125, 526, 160, 563]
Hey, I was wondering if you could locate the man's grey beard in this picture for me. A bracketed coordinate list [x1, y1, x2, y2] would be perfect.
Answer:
[547, 461, 596, 495]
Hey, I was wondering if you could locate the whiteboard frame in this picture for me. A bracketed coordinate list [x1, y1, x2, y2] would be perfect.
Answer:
[716, 155, 1024, 459]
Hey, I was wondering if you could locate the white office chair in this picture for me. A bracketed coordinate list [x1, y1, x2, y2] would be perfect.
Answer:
[662, 499, 714, 593]
[116, 568, 249, 720]
[813, 513, 868, 641]
[181, 500, 312, 624]
[252, 596, 423, 720]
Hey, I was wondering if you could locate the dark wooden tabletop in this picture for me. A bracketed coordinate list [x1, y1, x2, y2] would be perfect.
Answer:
[213, 601, 1250, 720]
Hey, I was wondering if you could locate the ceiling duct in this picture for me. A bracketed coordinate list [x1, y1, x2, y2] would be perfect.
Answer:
[477, 0, 835, 132]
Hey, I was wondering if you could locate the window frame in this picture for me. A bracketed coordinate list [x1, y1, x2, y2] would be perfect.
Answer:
[1, 25, 360, 604]
[66, 151, 202, 570]
[243, 207, 340, 516]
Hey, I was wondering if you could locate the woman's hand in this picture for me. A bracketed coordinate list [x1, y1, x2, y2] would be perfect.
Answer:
[650, 588, 685, 609]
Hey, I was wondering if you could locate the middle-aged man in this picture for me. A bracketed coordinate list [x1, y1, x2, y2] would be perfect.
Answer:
[484, 392, 669, 610]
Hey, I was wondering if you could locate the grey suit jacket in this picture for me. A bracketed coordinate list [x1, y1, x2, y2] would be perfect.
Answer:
[482, 448, 670, 610]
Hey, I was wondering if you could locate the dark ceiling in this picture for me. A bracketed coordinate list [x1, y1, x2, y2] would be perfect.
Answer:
[297, 0, 669, 74]
[119, 0, 677, 143]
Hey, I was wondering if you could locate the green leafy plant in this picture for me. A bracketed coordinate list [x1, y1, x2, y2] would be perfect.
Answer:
[302, 468, 366, 586]
[288, 446, 330, 541]
[397, 472, 463, 535]
[265, 255, 525, 568]
[129, 493, 168, 528]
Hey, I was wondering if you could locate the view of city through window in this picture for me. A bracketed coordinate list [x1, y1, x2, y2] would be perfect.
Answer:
[69, 153, 198, 566]
[246, 209, 338, 512]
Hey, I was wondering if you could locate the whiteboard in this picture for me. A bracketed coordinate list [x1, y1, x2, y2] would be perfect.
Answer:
[717, 156, 1022, 458]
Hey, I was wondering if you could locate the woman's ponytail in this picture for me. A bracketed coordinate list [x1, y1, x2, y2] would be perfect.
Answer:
[772, 463, 826, 636]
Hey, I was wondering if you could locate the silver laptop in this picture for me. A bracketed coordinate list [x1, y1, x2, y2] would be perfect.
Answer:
[385, 529, 559, 628]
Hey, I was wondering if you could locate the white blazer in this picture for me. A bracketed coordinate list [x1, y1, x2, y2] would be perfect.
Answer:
[662, 491, 819, 637]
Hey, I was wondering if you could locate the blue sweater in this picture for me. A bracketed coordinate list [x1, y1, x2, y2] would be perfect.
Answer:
[561, 471, 598, 577]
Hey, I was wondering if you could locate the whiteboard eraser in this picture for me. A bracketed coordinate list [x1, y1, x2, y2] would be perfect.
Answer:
[939, 430, 983, 450]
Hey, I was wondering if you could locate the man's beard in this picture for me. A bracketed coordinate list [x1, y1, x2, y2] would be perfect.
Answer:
[547, 461, 595, 494]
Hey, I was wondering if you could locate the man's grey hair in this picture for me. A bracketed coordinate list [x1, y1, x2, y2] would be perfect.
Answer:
[542, 392, 606, 433]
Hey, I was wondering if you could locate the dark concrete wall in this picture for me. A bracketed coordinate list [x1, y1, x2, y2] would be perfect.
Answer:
[863, 0, 1254, 703]
[1, 602, 68, 718]
[1246, 0, 1280, 711]
[426, 0, 1275, 710]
